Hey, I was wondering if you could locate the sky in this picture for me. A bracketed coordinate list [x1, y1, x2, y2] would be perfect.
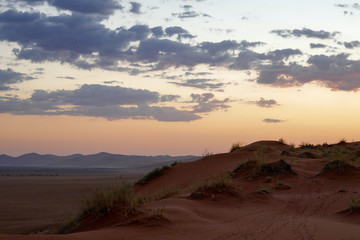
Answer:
[1, 0, 360, 156]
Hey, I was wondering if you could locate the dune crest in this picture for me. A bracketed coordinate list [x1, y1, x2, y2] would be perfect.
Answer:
[2, 140, 360, 240]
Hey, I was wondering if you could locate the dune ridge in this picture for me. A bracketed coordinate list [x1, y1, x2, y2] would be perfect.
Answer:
[1, 140, 360, 240]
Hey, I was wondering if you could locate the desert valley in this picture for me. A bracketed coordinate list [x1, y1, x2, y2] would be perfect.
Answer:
[1, 140, 360, 240]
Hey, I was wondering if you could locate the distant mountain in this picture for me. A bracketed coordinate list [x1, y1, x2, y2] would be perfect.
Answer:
[0, 153, 200, 172]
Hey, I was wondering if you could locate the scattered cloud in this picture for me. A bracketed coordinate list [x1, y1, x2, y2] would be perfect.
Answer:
[169, 78, 224, 91]
[310, 43, 327, 49]
[263, 118, 285, 123]
[13, 0, 123, 15]
[0, 68, 34, 91]
[130, 2, 142, 14]
[249, 98, 279, 108]
[172, 11, 200, 19]
[103, 80, 120, 84]
[343, 41, 360, 49]
[190, 93, 230, 113]
[56, 76, 75, 80]
[271, 28, 339, 39]
[0, 84, 202, 122]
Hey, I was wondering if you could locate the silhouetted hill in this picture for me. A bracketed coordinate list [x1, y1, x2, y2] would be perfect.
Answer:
[0, 153, 199, 171]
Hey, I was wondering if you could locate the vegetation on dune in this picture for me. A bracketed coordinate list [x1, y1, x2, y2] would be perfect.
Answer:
[229, 141, 245, 153]
[55, 180, 180, 234]
[349, 199, 360, 213]
[136, 165, 170, 185]
[283, 140, 360, 166]
[317, 160, 359, 176]
[56, 181, 138, 234]
[274, 181, 291, 190]
[257, 185, 273, 194]
[190, 173, 238, 200]
[234, 159, 296, 179]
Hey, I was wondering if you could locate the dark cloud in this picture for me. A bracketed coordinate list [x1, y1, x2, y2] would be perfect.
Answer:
[12, 0, 123, 15]
[169, 78, 224, 90]
[0, 84, 201, 122]
[151, 26, 164, 38]
[0, 11, 155, 69]
[136, 38, 222, 69]
[130, 2, 142, 14]
[160, 94, 180, 102]
[182, 5, 193, 10]
[172, 11, 199, 18]
[343, 41, 360, 49]
[190, 93, 230, 113]
[0, 10, 41, 22]
[249, 98, 279, 108]
[164, 26, 195, 40]
[271, 28, 338, 39]
[263, 118, 285, 123]
[255, 53, 360, 91]
[30, 84, 160, 106]
[103, 80, 120, 84]
[0, 68, 34, 91]
[230, 48, 302, 70]
[56, 76, 75, 80]
[310, 43, 327, 49]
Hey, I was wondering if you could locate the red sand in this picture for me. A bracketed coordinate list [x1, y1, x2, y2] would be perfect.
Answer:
[2, 141, 360, 240]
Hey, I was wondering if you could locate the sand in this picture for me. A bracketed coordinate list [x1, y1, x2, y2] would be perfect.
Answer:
[1, 141, 360, 240]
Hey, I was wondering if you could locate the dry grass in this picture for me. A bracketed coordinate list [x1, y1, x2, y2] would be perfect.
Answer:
[190, 173, 238, 200]
[349, 199, 360, 213]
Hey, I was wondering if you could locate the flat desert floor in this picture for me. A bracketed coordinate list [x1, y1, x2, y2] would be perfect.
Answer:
[0, 170, 140, 234]
[1, 141, 360, 240]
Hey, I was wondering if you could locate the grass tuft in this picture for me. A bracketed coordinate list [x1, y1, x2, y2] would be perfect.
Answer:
[55, 181, 138, 234]
[190, 173, 237, 200]
[229, 142, 245, 152]
[349, 199, 360, 213]
[136, 165, 170, 185]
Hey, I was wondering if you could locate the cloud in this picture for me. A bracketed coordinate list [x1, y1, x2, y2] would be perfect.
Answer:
[130, 2, 142, 14]
[103, 80, 120, 84]
[0, 68, 34, 91]
[271, 28, 338, 39]
[335, 3, 360, 10]
[164, 26, 196, 40]
[160, 94, 180, 102]
[199, 40, 264, 57]
[172, 11, 199, 19]
[11, 0, 123, 15]
[0, 84, 201, 122]
[230, 48, 302, 70]
[343, 41, 360, 49]
[30, 84, 160, 106]
[255, 53, 360, 91]
[169, 78, 224, 91]
[249, 98, 279, 108]
[310, 43, 327, 48]
[56, 76, 75, 80]
[263, 118, 285, 123]
[190, 93, 230, 113]
[151, 26, 164, 38]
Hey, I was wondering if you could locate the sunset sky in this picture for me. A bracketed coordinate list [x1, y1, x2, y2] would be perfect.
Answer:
[1, 0, 360, 156]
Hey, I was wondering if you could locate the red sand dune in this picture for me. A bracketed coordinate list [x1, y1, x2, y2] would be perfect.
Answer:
[1, 141, 360, 240]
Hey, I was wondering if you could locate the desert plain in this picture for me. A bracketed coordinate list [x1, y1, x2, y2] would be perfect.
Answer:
[1, 140, 360, 240]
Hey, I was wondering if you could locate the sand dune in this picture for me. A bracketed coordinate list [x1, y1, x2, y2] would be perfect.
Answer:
[1, 140, 360, 240]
